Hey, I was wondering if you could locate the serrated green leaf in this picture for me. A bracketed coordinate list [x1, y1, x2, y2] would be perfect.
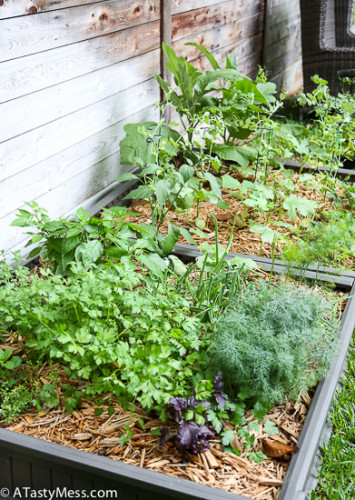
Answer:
[221, 429, 236, 447]
[264, 419, 279, 435]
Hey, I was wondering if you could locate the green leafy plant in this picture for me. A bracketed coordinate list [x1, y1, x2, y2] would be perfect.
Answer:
[10, 202, 184, 279]
[206, 280, 340, 406]
[0, 260, 207, 417]
[283, 209, 355, 268]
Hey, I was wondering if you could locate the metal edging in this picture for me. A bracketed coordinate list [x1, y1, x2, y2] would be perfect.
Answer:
[0, 429, 244, 500]
[279, 281, 355, 499]
[282, 160, 355, 181]
[172, 242, 355, 290]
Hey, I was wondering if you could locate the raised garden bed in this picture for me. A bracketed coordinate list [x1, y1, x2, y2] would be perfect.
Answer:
[0, 278, 354, 500]
[2, 43, 355, 500]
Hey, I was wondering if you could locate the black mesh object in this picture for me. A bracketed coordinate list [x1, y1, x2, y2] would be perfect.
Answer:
[300, 0, 355, 95]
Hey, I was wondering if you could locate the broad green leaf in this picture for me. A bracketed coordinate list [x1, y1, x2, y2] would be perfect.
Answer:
[138, 252, 168, 279]
[283, 195, 318, 220]
[213, 144, 255, 168]
[114, 172, 139, 183]
[179, 164, 194, 183]
[196, 69, 245, 94]
[179, 227, 197, 245]
[217, 201, 230, 209]
[124, 186, 154, 200]
[155, 179, 170, 208]
[204, 172, 221, 199]
[28, 246, 42, 259]
[228, 256, 257, 270]
[186, 42, 220, 70]
[190, 228, 211, 239]
[0, 350, 12, 363]
[75, 240, 104, 268]
[119, 122, 157, 165]
[168, 255, 186, 275]
[104, 246, 129, 259]
[233, 78, 268, 104]
[256, 81, 277, 102]
[159, 223, 180, 255]
[222, 174, 241, 190]
[30, 234, 43, 244]
[5, 356, 22, 370]
[195, 217, 206, 229]
[76, 207, 90, 223]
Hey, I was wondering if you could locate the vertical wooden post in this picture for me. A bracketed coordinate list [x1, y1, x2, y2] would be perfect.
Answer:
[261, 0, 269, 70]
[160, 0, 172, 121]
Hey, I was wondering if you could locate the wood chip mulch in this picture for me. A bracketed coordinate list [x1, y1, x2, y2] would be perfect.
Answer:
[6, 359, 311, 500]
[125, 167, 355, 269]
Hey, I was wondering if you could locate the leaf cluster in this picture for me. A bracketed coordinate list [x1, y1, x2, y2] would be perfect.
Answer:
[0, 261, 205, 416]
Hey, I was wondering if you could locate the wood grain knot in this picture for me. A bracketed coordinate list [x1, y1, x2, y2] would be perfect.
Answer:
[99, 12, 108, 21]
[134, 6, 141, 14]
[26, 1, 39, 14]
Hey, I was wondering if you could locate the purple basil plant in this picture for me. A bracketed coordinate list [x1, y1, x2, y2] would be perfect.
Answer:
[162, 371, 228, 454]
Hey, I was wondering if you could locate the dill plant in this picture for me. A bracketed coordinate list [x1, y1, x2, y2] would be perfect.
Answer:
[207, 280, 340, 405]
[284, 210, 355, 269]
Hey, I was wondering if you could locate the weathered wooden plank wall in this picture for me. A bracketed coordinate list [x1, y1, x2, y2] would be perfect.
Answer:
[263, 0, 302, 95]
[0, 0, 302, 255]
[0, 0, 161, 253]
[172, 0, 264, 78]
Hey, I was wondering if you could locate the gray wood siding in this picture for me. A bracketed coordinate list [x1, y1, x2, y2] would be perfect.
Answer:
[264, 0, 303, 94]
[172, 0, 264, 78]
[0, 1, 160, 253]
[0, 0, 303, 254]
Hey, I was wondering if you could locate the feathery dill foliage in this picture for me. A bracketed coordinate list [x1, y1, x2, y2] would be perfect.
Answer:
[284, 210, 355, 268]
[207, 281, 340, 405]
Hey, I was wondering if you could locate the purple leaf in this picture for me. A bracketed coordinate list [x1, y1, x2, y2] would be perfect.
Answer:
[214, 371, 228, 409]
[176, 420, 214, 454]
[168, 397, 188, 422]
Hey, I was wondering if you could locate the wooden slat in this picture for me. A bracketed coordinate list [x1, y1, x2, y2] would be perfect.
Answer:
[172, 0, 229, 15]
[271, 59, 303, 94]
[173, 14, 263, 65]
[1, 49, 159, 142]
[0, 0, 103, 20]
[172, 0, 262, 42]
[0, 0, 160, 63]
[0, 77, 159, 182]
[0, 20, 160, 104]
